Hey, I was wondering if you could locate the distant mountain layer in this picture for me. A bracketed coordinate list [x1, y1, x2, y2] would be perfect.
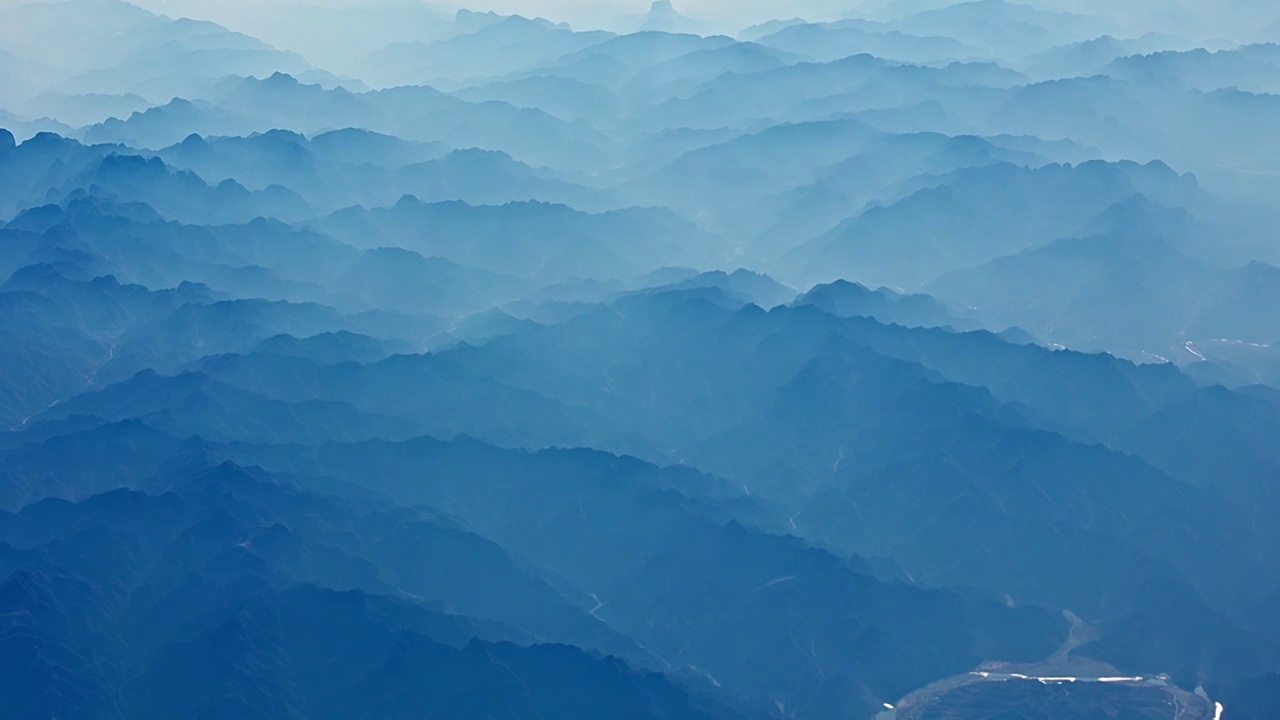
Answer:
[0, 0, 351, 103]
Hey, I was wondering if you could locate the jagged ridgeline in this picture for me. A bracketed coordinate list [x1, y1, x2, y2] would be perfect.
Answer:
[2, 0, 1280, 718]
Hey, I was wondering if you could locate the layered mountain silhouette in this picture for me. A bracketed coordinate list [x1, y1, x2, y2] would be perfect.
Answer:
[3, 1, 1280, 718]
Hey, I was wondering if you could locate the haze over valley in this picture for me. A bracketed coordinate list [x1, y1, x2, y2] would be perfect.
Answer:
[2, 0, 1280, 718]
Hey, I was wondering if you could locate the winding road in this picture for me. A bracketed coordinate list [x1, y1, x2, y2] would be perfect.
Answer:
[873, 611, 1219, 720]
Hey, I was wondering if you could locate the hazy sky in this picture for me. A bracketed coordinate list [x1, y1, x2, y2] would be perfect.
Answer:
[80, 0, 1280, 41]
[131, 0, 859, 30]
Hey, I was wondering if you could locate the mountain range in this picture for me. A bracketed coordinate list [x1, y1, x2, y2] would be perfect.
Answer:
[3, 0, 1280, 718]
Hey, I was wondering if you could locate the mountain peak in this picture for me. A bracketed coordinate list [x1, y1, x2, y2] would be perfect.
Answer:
[264, 71, 299, 86]
[639, 0, 698, 32]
